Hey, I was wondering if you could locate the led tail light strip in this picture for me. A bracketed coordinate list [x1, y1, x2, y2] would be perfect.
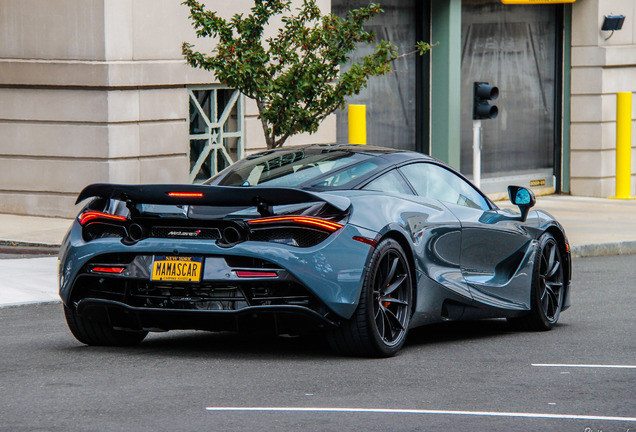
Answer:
[79, 211, 127, 225]
[248, 216, 343, 232]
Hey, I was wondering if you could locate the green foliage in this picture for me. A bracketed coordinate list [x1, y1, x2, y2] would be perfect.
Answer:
[183, 0, 432, 149]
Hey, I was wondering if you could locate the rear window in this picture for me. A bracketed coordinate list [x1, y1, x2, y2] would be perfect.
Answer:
[211, 148, 373, 188]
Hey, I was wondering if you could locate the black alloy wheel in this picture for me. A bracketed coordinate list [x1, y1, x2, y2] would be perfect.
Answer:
[328, 238, 412, 357]
[372, 247, 411, 346]
[509, 233, 565, 331]
[538, 235, 564, 324]
[64, 305, 148, 346]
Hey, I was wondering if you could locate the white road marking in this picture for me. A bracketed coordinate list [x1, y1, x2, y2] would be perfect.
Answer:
[532, 363, 636, 369]
[204, 407, 636, 422]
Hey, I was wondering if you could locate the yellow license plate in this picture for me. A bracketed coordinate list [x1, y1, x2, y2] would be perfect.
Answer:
[151, 256, 203, 282]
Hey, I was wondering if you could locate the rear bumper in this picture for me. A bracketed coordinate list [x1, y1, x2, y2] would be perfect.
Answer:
[59, 221, 378, 319]
[76, 298, 338, 334]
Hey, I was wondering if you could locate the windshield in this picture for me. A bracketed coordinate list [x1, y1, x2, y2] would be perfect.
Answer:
[210, 148, 377, 188]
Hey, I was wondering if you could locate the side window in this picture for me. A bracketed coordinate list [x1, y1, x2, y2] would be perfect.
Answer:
[309, 161, 379, 188]
[362, 170, 413, 195]
[399, 163, 490, 210]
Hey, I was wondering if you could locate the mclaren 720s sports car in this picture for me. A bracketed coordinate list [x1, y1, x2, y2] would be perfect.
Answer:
[59, 144, 571, 357]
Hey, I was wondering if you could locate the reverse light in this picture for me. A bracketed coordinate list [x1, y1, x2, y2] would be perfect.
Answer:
[79, 211, 127, 225]
[248, 216, 343, 232]
[167, 192, 204, 198]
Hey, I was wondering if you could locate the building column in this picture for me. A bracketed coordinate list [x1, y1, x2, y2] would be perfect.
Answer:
[570, 0, 636, 197]
[561, 4, 572, 194]
[430, 0, 462, 170]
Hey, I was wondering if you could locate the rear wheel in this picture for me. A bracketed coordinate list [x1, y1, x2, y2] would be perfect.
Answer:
[328, 238, 412, 357]
[508, 233, 565, 331]
[64, 305, 147, 346]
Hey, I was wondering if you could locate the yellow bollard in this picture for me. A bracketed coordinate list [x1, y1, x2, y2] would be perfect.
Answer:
[348, 104, 366, 145]
[613, 92, 633, 199]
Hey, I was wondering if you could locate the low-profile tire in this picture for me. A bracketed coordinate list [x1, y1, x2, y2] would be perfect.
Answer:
[63, 305, 147, 346]
[508, 232, 565, 331]
[327, 238, 413, 357]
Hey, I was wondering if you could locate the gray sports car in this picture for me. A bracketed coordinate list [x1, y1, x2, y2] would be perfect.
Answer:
[59, 144, 571, 357]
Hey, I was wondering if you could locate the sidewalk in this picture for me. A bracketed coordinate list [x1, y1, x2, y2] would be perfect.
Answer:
[0, 213, 72, 248]
[0, 194, 635, 307]
[498, 194, 636, 257]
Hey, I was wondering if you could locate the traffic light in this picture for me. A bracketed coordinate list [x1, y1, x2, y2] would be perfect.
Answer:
[473, 82, 499, 120]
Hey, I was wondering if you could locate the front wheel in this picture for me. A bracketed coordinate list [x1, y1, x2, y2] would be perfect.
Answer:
[508, 233, 565, 331]
[328, 238, 413, 357]
[64, 305, 148, 346]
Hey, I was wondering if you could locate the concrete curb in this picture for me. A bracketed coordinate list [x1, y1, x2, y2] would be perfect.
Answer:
[0, 239, 60, 248]
[0, 300, 61, 309]
[571, 241, 636, 258]
[0, 240, 60, 255]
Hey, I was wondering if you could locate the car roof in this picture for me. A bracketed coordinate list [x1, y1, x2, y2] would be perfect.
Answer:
[249, 143, 434, 163]
[209, 143, 496, 209]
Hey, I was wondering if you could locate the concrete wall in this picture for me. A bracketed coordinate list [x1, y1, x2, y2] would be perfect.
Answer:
[0, 0, 335, 217]
[570, 0, 636, 197]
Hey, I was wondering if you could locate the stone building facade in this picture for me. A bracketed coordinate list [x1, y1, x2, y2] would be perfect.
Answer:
[570, 0, 636, 197]
[0, 0, 334, 217]
[0, 0, 634, 218]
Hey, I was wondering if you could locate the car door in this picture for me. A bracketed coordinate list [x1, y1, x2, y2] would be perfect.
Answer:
[361, 169, 469, 304]
[399, 162, 534, 309]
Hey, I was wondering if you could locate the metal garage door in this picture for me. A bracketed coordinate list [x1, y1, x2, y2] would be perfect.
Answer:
[461, 0, 561, 193]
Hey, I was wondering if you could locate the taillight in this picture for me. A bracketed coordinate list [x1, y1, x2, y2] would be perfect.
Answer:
[247, 216, 343, 248]
[78, 211, 127, 225]
[91, 266, 125, 274]
[247, 216, 343, 232]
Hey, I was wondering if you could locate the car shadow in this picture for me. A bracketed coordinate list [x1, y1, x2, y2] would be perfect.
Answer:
[58, 317, 553, 360]
[98, 329, 337, 360]
[404, 319, 516, 348]
[70, 319, 521, 358]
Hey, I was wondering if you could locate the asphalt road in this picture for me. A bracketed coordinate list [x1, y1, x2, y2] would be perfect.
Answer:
[0, 255, 634, 432]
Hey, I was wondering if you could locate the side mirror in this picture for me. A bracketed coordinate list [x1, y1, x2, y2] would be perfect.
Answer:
[508, 186, 535, 222]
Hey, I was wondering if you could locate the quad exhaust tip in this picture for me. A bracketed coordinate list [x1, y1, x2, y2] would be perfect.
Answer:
[221, 226, 243, 245]
[128, 223, 144, 241]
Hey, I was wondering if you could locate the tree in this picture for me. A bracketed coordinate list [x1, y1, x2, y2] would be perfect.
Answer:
[182, 0, 431, 149]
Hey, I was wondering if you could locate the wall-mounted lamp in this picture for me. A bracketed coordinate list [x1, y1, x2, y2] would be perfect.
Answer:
[602, 15, 626, 31]
[601, 15, 626, 40]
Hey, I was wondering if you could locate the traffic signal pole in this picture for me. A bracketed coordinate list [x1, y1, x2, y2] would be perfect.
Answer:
[473, 120, 482, 188]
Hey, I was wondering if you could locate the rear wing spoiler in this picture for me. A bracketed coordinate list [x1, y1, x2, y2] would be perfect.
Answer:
[75, 183, 351, 213]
